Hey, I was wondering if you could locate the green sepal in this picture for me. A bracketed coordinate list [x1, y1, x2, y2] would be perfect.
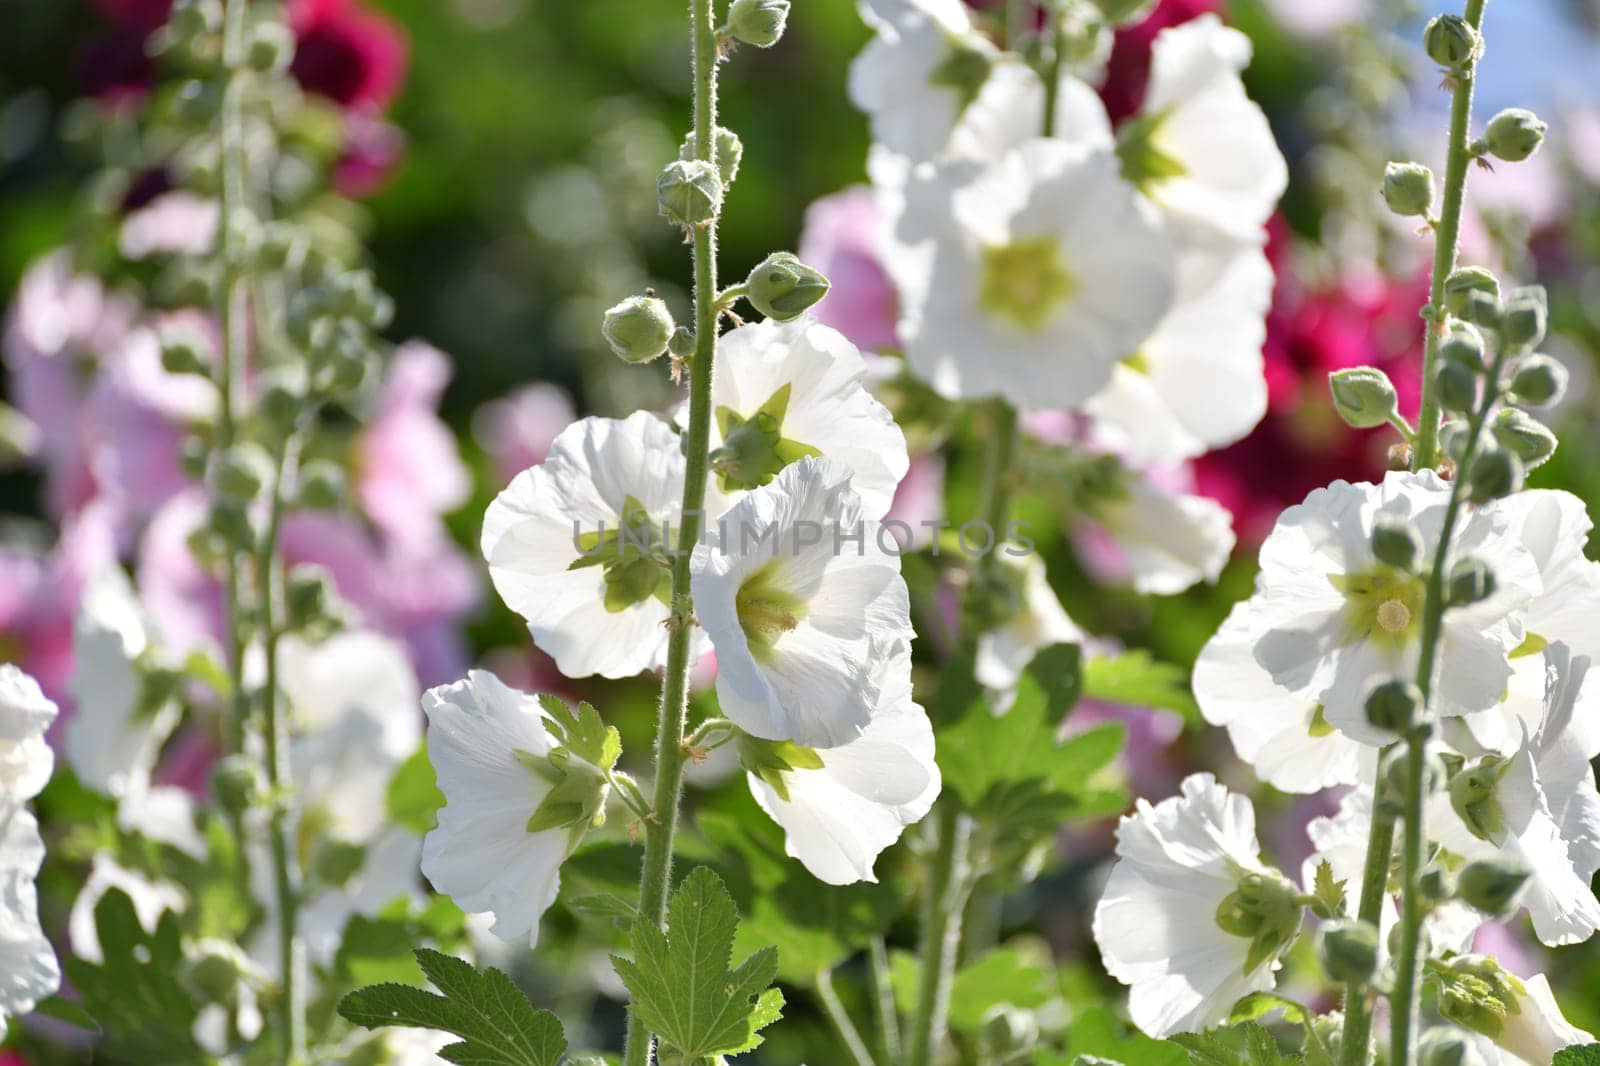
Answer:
[710, 383, 821, 493]
[1116, 108, 1188, 190]
[737, 732, 825, 803]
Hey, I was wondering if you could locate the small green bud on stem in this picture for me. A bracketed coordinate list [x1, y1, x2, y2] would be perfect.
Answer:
[1455, 857, 1532, 917]
[725, 0, 790, 48]
[1490, 408, 1558, 469]
[1445, 557, 1496, 607]
[1329, 367, 1399, 429]
[1366, 678, 1425, 735]
[1443, 267, 1500, 320]
[746, 252, 831, 322]
[602, 295, 676, 364]
[1483, 108, 1547, 163]
[1383, 161, 1436, 218]
[657, 160, 723, 227]
[1507, 355, 1567, 407]
[1319, 918, 1380, 984]
[1372, 514, 1425, 572]
[1424, 14, 1482, 72]
[1465, 446, 1524, 504]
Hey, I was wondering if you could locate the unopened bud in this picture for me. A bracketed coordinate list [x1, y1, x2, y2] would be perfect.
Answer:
[207, 499, 254, 552]
[1455, 857, 1532, 917]
[602, 295, 675, 364]
[1446, 557, 1496, 607]
[160, 328, 211, 377]
[171, 0, 223, 37]
[1418, 1028, 1486, 1066]
[214, 443, 273, 502]
[1383, 161, 1435, 218]
[1465, 446, 1524, 503]
[1443, 267, 1499, 320]
[681, 127, 744, 190]
[1490, 408, 1558, 470]
[1424, 14, 1481, 71]
[1435, 361, 1479, 414]
[210, 754, 260, 817]
[1380, 745, 1446, 816]
[657, 160, 723, 227]
[246, 20, 294, 74]
[224, 207, 262, 263]
[1319, 919, 1380, 984]
[296, 460, 345, 510]
[285, 565, 336, 632]
[1366, 678, 1424, 734]
[1507, 355, 1567, 407]
[726, 0, 790, 48]
[1420, 864, 1455, 905]
[1498, 286, 1547, 350]
[746, 252, 831, 322]
[1372, 514, 1425, 572]
[1483, 108, 1546, 163]
[979, 1005, 1039, 1060]
[1440, 420, 1472, 463]
[1329, 367, 1399, 429]
[258, 367, 306, 430]
[1440, 325, 1485, 371]
[668, 326, 695, 361]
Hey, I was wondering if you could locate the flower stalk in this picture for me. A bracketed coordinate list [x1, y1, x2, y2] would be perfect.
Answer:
[621, 0, 721, 1061]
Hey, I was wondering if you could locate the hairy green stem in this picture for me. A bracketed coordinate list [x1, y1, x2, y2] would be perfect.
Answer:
[1411, 0, 1488, 471]
[817, 968, 879, 1066]
[621, 1, 719, 1062]
[1337, 793, 1396, 1066]
[868, 936, 901, 1064]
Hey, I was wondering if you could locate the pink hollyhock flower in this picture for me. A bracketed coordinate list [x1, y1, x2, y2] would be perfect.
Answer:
[120, 191, 219, 259]
[884, 453, 946, 550]
[1194, 225, 1427, 545]
[797, 186, 900, 353]
[1097, 0, 1221, 125]
[333, 113, 407, 198]
[290, 0, 408, 113]
[471, 382, 576, 488]
[354, 341, 471, 548]
[136, 491, 225, 659]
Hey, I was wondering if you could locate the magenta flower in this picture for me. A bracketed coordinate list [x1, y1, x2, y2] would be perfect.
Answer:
[289, 0, 409, 113]
[797, 186, 900, 353]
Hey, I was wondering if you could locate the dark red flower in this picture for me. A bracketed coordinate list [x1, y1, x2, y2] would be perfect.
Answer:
[1097, 0, 1220, 125]
[289, 0, 409, 113]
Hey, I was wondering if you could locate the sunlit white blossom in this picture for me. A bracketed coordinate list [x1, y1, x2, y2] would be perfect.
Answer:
[975, 552, 1083, 692]
[1090, 472, 1234, 596]
[1093, 773, 1302, 1037]
[1, 806, 56, 1026]
[692, 456, 914, 749]
[482, 412, 705, 679]
[69, 853, 187, 964]
[1, 663, 57, 803]
[1472, 972, 1595, 1065]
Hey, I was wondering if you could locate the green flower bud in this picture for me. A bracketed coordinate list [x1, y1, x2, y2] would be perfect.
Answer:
[1449, 755, 1510, 843]
[186, 527, 225, 570]
[1366, 678, 1424, 734]
[1383, 161, 1436, 218]
[668, 325, 696, 361]
[1437, 955, 1524, 1039]
[602, 295, 676, 364]
[1455, 857, 1532, 918]
[171, 0, 223, 38]
[296, 460, 345, 510]
[1443, 267, 1500, 320]
[209, 754, 261, 818]
[726, 0, 790, 48]
[1465, 446, 1524, 504]
[1490, 408, 1558, 470]
[1424, 14, 1482, 71]
[185, 947, 247, 1003]
[1498, 286, 1547, 351]
[257, 223, 302, 272]
[1371, 514, 1424, 573]
[1420, 864, 1456, 905]
[246, 20, 295, 74]
[1380, 745, 1446, 816]
[179, 434, 209, 480]
[681, 126, 744, 190]
[746, 252, 831, 322]
[207, 499, 255, 552]
[159, 328, 211, 377]
[1435, 361, 1479, 414]
[1418, 1028, 1487, 1066]
[1463, 290, 1503, 331]
[979, 1006, 1039, 1061]
[313, 839, 367, 887]
[1440, 420, 1472, 463]
[1328, 367, 1399, 429]
[1439, 325, 1485, 370]
[1507, 355, 1567, 407]
[324, 342, 373, 396]
[1446, 556, 1496, 607]
[258, 367, 306, 430]
[224, 207, 262, 263]
[285, 564, 337, 632]
[1483, 108, 1547, 163]
[1318, 918, 1380, 985]
[214, 443, 273, 502]
[657, 160, 723, 227]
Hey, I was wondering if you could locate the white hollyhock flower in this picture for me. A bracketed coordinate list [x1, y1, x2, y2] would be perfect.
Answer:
[1121, 15, 1287, 242]
[281, 630, 422, 846]
[1, 663, 57, 804]
[883, 138, 1176, 410]
[744, 653, 939, 884]
[300, 828, 424, 967]
[698, 316, 909, 521]
[1085, 237, 1273, 465]
[0, 806, 57, 1026]
[69, 853, 187, 964]
[67, 566, 180, 799]
[692, 456, 914, 749]
[1090, 472, 1235, 596]
[1093, 773, 1303, 1038]
[1473, 972, 1595, 1064]
[1195, 605, 1369, 793]
[1431, 646, 1600, 946]
[1494, 489, 1600, 661]
[423, 670, 611, 948]
[1227, 472, 1540, 748]
[975, 552, 1083, 692]
[483, 412, 704, 680]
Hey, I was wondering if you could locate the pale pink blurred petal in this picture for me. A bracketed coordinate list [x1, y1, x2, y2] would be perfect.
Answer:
[472, 381, 576, 486]
[797, 186, 899, 353]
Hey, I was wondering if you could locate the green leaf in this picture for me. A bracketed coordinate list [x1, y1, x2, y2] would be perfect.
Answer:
[945, 944, 1060, 1033]
[1171, 1023, 1302, 1065]
[568, 893, 639, 932]
[611, 866, 781, 1060]
[1060, 1004, 1189, 1066]
[1228, 992, 1310, 1026]
[1555, 1047, 1600, 1065]
[388, 744, 446, 834]
[63, 889, 205, 1064]
[32, 995, 101, 1032]
[338, 948, 567, 1066]
[1309, 860, 1348, 921]
[1082, 649, 1200, 726]
[538, 695, 622, 771]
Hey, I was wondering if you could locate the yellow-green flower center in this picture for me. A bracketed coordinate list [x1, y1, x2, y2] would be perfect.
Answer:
[736, 562, 807, 661]
[979, 236, 1076, 332]
[1331, 563, 1427, 652]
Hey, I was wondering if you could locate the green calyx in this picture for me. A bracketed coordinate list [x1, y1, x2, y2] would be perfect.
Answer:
[979, 235, 1076, 333]
[517, 696, 620, 838]
[1433, 954, 1526, 1039]
[1115, 108, 1188, 192]
[709, 383, 821, 493]
[1214, 868, 1305, 975]
[569, 494, 673, 613]
[735, 561, 808, 661]
[1331, 563, 1427, 652]
[1307, 705, 1335, 738]
[1449, 755, 1511, 844]
[927, 35, 993, 112]
[737, 732, 825, 803]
